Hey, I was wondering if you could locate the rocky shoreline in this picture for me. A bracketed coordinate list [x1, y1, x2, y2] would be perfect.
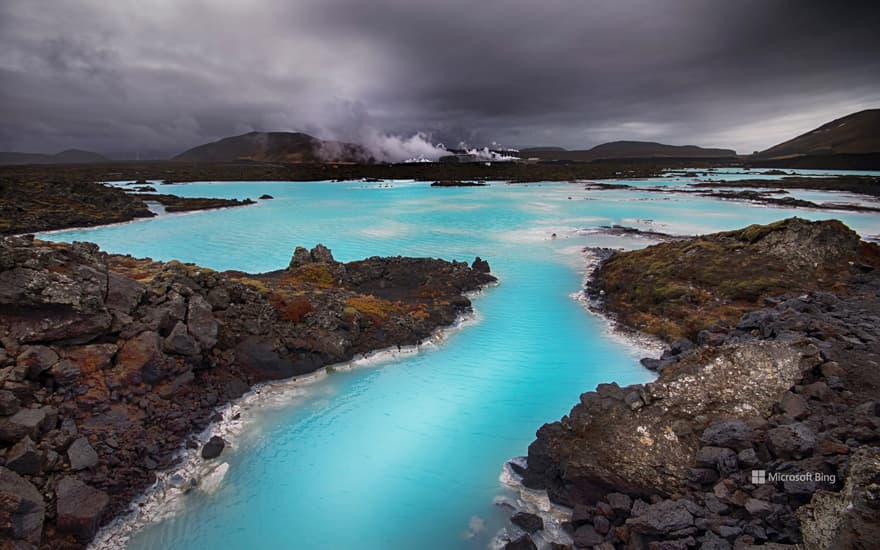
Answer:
[0, 237, 495, 548]
[0, 175, 259, 236]
[691, 176, 880, 198]
[501, 218, 880, 549]
[126, 193, 257, 213]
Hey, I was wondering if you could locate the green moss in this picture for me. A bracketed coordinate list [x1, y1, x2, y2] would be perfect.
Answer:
[286, 263, 335, 287]
[735, 218, 792, 243]
[594, 218, 871, 341]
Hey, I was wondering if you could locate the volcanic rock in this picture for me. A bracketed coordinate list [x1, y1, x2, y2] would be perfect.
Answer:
[0, 408, 48, 443]
[67, 437, 99, 470]
[186, 294, 218, 348]
[511, 511, 543, 533]
[700, 420, 754, 451]
[0, 389, 20, 416]
[117, 330, 166, 384]
[766, 423, 817, 459]
[0, 466, 45, 545]
[55, 476, 109, 542]
[6, 436, 43, 475]
[201, 435, 226, 459]
[572, 524, 605, 546]
[505, 534, 538, 550]
[163, 321, 200, 356]
[626, 500, 694, 535]
[472, 256, 491, 273]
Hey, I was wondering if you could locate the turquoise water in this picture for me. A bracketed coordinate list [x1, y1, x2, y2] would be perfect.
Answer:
[43, 177, 880, 549]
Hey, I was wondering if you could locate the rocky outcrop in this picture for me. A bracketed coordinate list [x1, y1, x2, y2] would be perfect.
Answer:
[523, 340, 817, 502]
[128, 193, 256, 213]
[798, 447, 880, 550]
[589, 217, 880, 340]
[0, 236, 496, 548]
[0, 174, 260, 236]
[513, 219, 880, 549]
[0, 178, 154, 236]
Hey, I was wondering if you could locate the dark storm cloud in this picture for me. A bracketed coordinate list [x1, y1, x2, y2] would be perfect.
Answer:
[1, 0, 878, 157]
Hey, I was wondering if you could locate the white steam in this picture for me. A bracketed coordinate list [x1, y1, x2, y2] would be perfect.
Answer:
[318, 128, 449, 163]
[461, 146, 519, 161]
[362, 130, 448, 163]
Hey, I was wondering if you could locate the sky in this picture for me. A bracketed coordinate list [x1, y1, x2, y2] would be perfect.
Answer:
[1, 0, 879, 158]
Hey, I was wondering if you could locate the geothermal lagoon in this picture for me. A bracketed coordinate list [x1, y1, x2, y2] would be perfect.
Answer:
[42, 171, 880, 550]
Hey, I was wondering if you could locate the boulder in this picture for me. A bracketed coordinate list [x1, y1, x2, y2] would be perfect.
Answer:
[669, 338, 694, 355]
[234, 337, 296, 380]
[55, 476, 109, 542]
[0, 466, 45, 544]
[163, 321, 200, 356]
[510, 511, 543, 533]
[49, 359, 81, 386]
[571, 504, 593, 527]
[625, 500, 694, 535]
[67, 437, 99, 470]
[700, 420, 754, 451]
[105, 272, 145, 314]
[5, 437, 43, 475]
[0, 390, 20, 416]
[606, 492, 633, 514]
[505, 534, 538, 550]
[207, 287, 231, 310]
[573, 524, 605, 547]
[779, 392, 809, 419]
[737, 448, 760, 468]
[117, 331, 166, 384]
[471, 256, 491, 273]
[0, 408, 47, 443]
[201, 435, 226, 459]
[766, 423, 817, 459]
[801, 381, 832, 402]
[687, 467, 719, 485]
[62, 344, 117, 374]
[15, 346, 59, 380]
[744, 498, 773, 518]
[694, 446, 738, 475]
[186, 295, 218, 349]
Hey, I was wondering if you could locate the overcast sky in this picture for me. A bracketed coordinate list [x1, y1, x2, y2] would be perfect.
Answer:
[1, 0, 878, 157]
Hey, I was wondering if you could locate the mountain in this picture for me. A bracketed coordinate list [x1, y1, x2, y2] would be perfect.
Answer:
[756, 109, 880, 159]
[587, 141, 736, 159]
[520, 141, 736, 161]
[173, 131, 369, 163]
[0, 149, 109, 165]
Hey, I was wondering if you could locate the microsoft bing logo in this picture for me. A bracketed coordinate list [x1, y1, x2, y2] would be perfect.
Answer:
[751, 470, 766, 485]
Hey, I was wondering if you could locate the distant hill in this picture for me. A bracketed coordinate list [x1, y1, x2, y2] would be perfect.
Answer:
[0, 149, 109, 165]
[521, 141, 736, 162]
[519, 146, 568, 153]
[756, 109, 880, 159]
[173, 132, 369, 163]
